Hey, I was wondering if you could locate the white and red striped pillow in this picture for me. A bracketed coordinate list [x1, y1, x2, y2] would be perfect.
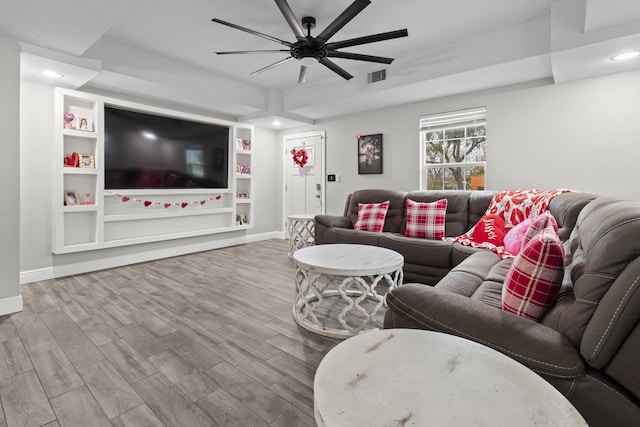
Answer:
[404, 198, 448, 239]
[502, 215, 564, 321]
[353, 201, 390, 232]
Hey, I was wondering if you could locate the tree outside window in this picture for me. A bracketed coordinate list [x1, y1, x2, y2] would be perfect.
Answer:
[420, 108, 487, 191]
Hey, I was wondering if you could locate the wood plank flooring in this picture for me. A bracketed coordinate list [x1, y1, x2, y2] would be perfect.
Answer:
[0, 239, 343, 426]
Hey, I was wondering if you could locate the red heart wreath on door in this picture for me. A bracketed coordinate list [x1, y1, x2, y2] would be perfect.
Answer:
[291, 148, 308, 168]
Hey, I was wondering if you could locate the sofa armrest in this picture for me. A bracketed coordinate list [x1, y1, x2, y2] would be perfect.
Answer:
[384, 284, 584, 378]
[314, 214, 352, 229]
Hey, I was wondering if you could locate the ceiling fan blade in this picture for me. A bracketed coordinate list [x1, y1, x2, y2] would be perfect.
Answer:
[325, 29, 408, 50]
[319, 58, 353, 80]
[211, 18, 292, 47]
[316, 0, 370, 44]
[298, 65, 309, 83]
[216, 50, 290, 55]
[250, 57, 294, 75]
[274, 0, 306, 42]
[327, 51, 394, 64]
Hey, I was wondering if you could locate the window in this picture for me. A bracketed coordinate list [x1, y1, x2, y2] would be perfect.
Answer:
[420, 107, 487, 191]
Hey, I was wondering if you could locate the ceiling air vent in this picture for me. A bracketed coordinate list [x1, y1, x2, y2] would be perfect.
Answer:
[367, 69, 387, 84]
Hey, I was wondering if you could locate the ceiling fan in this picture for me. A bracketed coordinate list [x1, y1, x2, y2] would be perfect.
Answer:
[211, 0, 408, 83]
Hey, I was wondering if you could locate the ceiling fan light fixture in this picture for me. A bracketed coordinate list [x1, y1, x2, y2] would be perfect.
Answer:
[211, 0, 408, 83]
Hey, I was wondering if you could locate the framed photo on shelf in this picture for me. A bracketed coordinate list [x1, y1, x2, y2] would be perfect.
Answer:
[78, 154, 95, 168]
[76, 117, 92, 131]
[64, 190, 80, 206]
[358, 133, 383, 175]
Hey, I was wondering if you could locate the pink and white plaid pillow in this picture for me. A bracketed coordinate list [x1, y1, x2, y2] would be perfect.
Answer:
[353, 201, 390, 232]
[502, 223, 564, 321]
[404, 198, 448, 239]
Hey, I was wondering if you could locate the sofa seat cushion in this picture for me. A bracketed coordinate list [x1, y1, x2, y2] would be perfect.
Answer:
[320, 227, 382, 246]
[435, 251, 512, 309]
[384, 284, 584, 379]
[379, 232, 452, 269]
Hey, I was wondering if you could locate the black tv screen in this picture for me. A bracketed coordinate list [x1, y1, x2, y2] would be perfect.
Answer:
[104, 106, 230, 190]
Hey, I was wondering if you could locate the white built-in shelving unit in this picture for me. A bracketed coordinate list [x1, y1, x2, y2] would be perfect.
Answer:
[53, 88, 253, 254]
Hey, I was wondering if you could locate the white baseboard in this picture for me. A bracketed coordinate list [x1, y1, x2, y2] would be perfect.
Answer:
[20, 231, 285, 284]
[0, 295, 23, 316]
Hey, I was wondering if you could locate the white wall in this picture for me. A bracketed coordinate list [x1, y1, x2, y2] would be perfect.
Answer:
[19, 81, 281, 281]
[19, 66, 640, 282]
[279, 70, 640, 216]
[0, 36, 22, 314]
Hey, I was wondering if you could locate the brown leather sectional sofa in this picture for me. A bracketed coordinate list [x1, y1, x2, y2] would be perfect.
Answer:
[315, 189, 640, 426]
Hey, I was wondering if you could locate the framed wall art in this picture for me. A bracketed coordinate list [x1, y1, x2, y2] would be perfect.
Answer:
[358, 133, 383, 174]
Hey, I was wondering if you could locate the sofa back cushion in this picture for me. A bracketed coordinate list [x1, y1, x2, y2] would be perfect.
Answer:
[547, 192, 597, 241]
[404, 190, 473, 237]
[346, 189, 407, 233]
[541, 197, 640, 397]
[468, 191, 498, 227]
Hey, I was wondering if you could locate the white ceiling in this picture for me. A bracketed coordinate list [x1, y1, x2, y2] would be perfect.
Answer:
[2, 0, 640, 128]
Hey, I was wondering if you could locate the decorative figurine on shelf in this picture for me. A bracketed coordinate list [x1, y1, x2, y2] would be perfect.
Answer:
[242, 139, 251, 150]
[64, 152, 79, 167]
[83, 193, 93, 205]
[240, 164, 251, 175]
[236, 214, 247, 225]
[64, 112, 75, 129]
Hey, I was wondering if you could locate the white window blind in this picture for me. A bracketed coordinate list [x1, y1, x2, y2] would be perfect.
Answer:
[419, 107, 486, 131]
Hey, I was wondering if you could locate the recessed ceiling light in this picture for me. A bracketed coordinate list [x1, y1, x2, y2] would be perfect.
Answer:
[141, 131, 157, 140]
[272, 120, 282, 126]
[611, 51, 640, 61]
[40, 70, 63, 78]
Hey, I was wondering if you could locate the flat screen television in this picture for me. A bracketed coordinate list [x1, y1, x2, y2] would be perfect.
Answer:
[104, 106, 230, 190]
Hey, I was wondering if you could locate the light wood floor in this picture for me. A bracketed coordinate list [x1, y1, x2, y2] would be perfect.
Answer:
[0, 239, 343, 427]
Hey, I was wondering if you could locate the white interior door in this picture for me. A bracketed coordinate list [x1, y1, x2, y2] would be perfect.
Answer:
[283, 131, 325, 230]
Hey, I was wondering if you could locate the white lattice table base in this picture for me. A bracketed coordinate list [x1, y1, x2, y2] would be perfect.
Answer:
[287, 214, 316, 258]
[292, 244, 404, 339]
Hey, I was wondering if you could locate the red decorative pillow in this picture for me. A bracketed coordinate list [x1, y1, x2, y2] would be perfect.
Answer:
[404, 198, 448, 239]
[502, 224, 565, 321]
[471, 214, 506, 246]
[354, 201, 390, 232]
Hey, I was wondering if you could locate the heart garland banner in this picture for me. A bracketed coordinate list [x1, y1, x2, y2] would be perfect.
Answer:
[107, 190, 232, 208]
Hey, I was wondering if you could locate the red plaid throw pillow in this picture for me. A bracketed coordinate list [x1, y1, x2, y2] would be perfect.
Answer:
[502, 223, 564, 321]
[404, 198, 448, 239]
[354, 201, 390, 232]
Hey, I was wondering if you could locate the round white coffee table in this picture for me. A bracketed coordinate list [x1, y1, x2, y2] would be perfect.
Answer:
[287, 214, 316, 258]
[292, 244, 404, 339]
[314, 329, 588, 426]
